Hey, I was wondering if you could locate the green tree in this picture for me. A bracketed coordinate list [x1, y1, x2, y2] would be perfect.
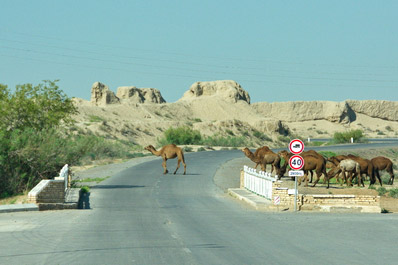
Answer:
[0, 80, 78, 131]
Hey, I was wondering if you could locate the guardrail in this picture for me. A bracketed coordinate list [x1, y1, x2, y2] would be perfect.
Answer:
[243, 165, 278, 200]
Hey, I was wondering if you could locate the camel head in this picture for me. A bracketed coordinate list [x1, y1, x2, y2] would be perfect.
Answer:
[144, 145, 156, 152]
[278, 150, 289, 160]
[241, 147, 251, 156]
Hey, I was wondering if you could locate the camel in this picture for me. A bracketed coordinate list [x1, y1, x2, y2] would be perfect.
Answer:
[241, 147, 281, 176]
[278, 150, 327, 188]
[241, 146, 271, 170]
[144, 144, 186, 175]
[346, 154, 375, 186]
[253, 146, 272, 169]
[278, 150, 325, 183]
[371, 156, 394, 185]
[327, 159, 362, 187]
[327, 155, 348, 167]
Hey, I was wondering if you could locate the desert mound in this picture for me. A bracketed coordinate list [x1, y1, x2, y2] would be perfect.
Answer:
[71, 80, 398, 147]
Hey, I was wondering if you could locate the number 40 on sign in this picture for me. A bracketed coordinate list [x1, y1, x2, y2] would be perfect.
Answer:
[289, 155, 304, 171]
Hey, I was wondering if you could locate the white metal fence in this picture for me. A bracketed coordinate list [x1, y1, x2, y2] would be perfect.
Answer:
[243, 165, 277, 200]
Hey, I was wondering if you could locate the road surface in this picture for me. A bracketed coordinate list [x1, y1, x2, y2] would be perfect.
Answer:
[1, 149, 398, 264]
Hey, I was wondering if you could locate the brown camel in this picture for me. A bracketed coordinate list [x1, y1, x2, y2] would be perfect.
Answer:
[346, 154, 375, 186]
[145, 144, 186, 175]
[327, 155, 349, 167]
[278, 150, 325, 183]
[278, 151, 328, 188]
[241, 146, 271, 170]
[253, 146, 272, 169]
[241, 147, 281, 176]
[371, 156, 394, 185]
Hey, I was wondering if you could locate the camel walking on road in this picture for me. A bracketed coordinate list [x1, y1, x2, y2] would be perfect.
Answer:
[145, 144, 186, 175]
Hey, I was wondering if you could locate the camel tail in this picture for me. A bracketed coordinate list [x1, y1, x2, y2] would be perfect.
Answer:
[387, 162, 394, 174]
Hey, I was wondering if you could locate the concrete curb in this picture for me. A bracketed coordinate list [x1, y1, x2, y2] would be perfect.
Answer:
[228, 188, 274, 211]
[0, 203, 39, 213]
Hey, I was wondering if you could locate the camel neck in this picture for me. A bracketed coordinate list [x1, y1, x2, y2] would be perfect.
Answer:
[150, 148, 162, 156]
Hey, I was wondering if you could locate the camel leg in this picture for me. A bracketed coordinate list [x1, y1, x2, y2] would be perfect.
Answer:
[298, 174, 303, 186]
[389, 172, 394, 185]
[304, 171, 309, 187]
[355, 172, 362, 187]
[308, 171, 312, 183]
[174, 158, 180, 174]
[312, 172, 321, 187]
[162, 158, 168, 174]
[375, 169, 382, 186]
[183, 160, 186, 175]
[388, 165, 394, 185]
[347, 171, 353, 186]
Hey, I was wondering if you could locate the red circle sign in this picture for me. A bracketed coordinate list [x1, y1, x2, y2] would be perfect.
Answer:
[289, 139, 305, 154]
[289, 155, 304, 170]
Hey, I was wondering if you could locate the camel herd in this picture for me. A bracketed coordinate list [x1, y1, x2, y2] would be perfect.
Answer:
[143, 143, 395, 190]
[241, 146, 395, 189]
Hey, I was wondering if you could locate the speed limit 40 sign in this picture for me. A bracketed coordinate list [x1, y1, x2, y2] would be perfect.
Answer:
[289, 155, 304, 170]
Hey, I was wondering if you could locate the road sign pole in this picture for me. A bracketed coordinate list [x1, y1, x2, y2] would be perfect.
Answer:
[294, 176, 298, 212]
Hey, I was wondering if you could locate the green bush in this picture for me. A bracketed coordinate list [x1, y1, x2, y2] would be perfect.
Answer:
[377, 187, 388, 196]
[0, 128, 136, 196]
[158, 126, 202, 145]
[253, 130, 271, 141]
[80, 186, 90, 194]
[202, 135, 248, 147]
[277, 136, 290, 143]
[388, 188, 398, 198]
[333, 129, 365, 144]
[183, 146, 193, 152]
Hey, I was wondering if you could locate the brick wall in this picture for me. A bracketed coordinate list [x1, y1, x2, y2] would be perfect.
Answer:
[270, 181, 380, 212]
[28, 179, 65, 204]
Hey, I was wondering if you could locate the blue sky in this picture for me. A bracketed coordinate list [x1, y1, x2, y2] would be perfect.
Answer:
[1, 1, 397, 103]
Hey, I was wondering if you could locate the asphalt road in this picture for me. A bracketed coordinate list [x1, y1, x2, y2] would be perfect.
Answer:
[1, 149, 398, 264]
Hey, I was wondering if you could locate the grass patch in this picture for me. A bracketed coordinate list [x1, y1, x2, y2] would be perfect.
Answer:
[75, 176, 110, 183]
[88, 115, 105, 123]
[318, 151, 337, 158]
[306, 141, 325, 147]
[388, 188, 398, 198]
[377, 187, 388, 196]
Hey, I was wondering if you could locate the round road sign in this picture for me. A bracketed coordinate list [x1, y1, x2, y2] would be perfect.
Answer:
[289, 155, 304, 170]
[289, 139, 305, 154]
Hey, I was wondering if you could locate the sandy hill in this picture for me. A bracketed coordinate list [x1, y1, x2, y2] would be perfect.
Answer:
[71, 80, 398, 147]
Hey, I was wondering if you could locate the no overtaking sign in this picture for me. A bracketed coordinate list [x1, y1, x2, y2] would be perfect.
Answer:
[289, 139, 304, 154]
